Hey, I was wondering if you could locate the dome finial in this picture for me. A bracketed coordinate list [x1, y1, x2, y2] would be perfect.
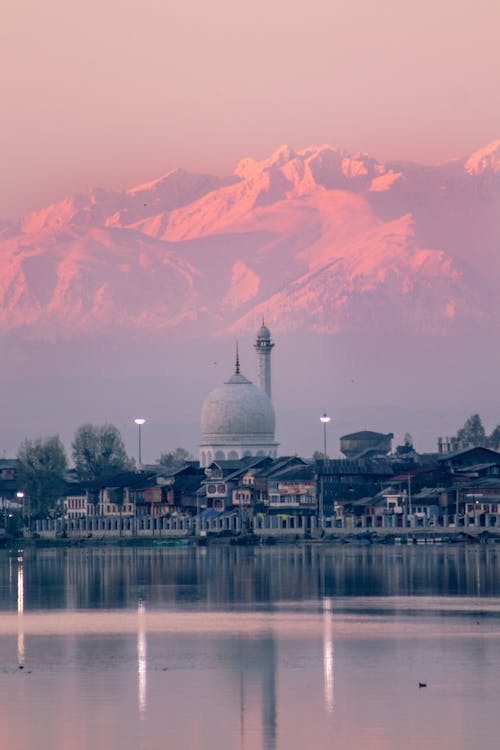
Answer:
[235, 341, 240, 375]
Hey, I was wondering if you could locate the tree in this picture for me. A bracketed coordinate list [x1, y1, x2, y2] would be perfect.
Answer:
[312, 450, 326, 461]
[488, 424, 500, 451]
[72, 423, 133, 480]
[17, 436, 68, 518]
[157, 447, 193, 471]
[456, 414, 486, 447]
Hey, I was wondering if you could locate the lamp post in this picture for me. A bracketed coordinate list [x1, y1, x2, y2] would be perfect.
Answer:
[320, 414, 331, 458]
[134, 418, 146, 467]
[318, 414, 331, 530]
[16, 491, 25, 533]
[407, 473, 412, 527]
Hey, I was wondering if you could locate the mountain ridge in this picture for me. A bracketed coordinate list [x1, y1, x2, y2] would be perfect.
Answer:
[1, 140, 499, 341]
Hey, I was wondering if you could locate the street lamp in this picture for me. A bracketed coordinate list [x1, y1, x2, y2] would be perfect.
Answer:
[320, 414, 331, 458]
[134, 418, 146, 467]
[318, 414, 331, 531]
[16, 491, 25, 530]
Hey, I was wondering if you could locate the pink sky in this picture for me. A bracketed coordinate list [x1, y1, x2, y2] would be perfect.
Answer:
[2, 0, 499, 219]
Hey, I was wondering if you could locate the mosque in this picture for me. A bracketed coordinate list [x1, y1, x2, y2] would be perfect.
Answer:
[199, 323, 278, 467]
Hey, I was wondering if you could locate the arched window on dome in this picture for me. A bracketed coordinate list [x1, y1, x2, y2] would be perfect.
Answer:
[256, 450, 265, 456]
[215, 450, 225, 460]
[200, 451, 206, 467]
[243, 451, 252, 457]
[207, 451, 213, 464]
[228, 450, 238, 460]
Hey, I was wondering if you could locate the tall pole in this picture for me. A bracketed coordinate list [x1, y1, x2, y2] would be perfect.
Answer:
[319, 414, 331, 529]
[320, 414, 331, 458]
[16, 491, 25, 535]
[407, 474, 412, 519]
[134, 418, 146, 468]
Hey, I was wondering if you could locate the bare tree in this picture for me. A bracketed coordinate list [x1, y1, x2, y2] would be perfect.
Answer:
[17, 436, 68, 517]
[488, 424, 500, 451]
[456, 414, 486, 447]
[72, 423, 133, 480]
[156, 447, 193, 471]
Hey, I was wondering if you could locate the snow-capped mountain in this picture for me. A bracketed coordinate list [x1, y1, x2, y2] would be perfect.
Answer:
[1, 141, 499, 340]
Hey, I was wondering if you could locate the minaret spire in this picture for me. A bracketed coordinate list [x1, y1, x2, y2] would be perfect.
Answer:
[235, 341, 240, 375]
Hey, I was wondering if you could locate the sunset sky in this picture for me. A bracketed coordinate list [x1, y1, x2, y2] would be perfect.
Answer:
[2, 0, 499, 219]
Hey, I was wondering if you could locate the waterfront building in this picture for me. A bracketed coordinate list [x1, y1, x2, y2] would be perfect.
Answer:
[437, 445, 500, 471]
[64, 490, 90, 519]
[315, 457, 395, 516]
[203, 456, 272, 510]
[235, 456, 309, 508]
[265, 461, 316, 510]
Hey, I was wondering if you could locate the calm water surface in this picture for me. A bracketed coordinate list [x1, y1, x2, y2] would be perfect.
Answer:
[1, 543, 500, 750]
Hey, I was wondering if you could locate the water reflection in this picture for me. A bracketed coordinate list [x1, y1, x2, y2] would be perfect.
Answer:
[322, 597, 334, 714]
[17, 554, 24, 666]
[2, 544, 500, 613]
[0, 546, 500, 750]
[137, 598, 147, 717]
[261, 636, 277, 750]
[228, 634, 276, 750]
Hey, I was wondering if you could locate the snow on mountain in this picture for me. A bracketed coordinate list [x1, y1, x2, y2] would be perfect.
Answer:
[464, 140, 500, 175]
[105, 168, 238, 232]
[21, 189, 125, 234]
[0, 226, 202, 338]
[1, 141, 499, 340]
[153, 145, 396, 243]
[225, 213, 486, 336]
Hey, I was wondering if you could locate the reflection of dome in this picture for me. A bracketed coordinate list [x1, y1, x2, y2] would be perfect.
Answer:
[201, 373, 275, 439]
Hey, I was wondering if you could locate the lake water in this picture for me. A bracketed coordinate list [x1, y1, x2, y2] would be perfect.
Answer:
[1, 543, 500, 750]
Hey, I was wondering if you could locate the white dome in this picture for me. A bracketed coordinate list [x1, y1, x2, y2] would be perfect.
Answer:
[201, 373, 275, 441]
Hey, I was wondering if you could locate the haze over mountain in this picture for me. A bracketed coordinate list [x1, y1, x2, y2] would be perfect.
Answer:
[1, 141, 499, 459]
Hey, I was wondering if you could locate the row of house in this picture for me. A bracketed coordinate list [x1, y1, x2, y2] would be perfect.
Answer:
[6, 446, 500, 533]
[339, 446, 500, 529]
[62, 456, 315, 520]
[59, 446, 500, 531]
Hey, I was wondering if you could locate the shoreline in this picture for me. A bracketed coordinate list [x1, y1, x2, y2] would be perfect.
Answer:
[3, 527, 500, 550]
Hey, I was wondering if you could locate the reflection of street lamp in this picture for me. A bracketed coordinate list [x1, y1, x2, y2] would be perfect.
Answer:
[320, 414, 331, 458]
[134, 418, 146, 467]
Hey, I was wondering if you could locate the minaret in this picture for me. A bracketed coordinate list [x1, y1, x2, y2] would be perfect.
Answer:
[254, 319, 274, 400]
